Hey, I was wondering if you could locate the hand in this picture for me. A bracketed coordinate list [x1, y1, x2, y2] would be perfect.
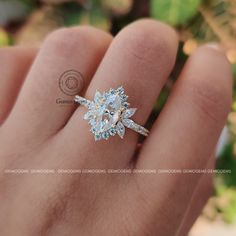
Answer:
[0, 19, 232, 236]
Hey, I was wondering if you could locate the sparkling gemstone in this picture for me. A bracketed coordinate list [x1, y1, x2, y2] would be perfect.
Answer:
[94, 91, 102, 102]
[103, 118, 113, 132]
[123, 108, 137, 119]
[95, 133, 102, 141]
[112, 95, 122, 110]
[97, 103, 107, 116]
[121, 94, 128, 101]
[116, 121, 125, 138]
[112, 111, 120, 124]
[122, 119, 134, 128]
[109, 128, 116, 136]
[88, 119, 96, 126]
[102, 132, 110, 140]
[91, 127, 97, 134]
[117, 86, 124, 93]
[81, 87, 138, 140]
[123, 102, 129, 108]
[84, 111, 93, 120]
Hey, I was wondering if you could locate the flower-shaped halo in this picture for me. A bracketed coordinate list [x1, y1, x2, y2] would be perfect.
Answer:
[75, 87, 149, 141]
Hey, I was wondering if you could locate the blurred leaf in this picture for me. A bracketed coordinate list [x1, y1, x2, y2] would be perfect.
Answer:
[0, 28, 9, 46]
[15, 6, 63, 46]
[62, 1, 111, 31]
[233, 102, 236, 112]
[216, 142, 236, 187]
[232, 63, 236, 79]
[150, 0, 202, 26]
[102, 0, 133, 16]
[61, 2, 83, 26]
[215, 187, 236, 224]
[78, 8, 111, 31]
[181, 0, 236, 58]
[153, 88, 169, 114]
[199, 3, 236, 48]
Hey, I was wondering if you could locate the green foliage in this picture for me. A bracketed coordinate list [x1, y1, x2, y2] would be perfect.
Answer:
[215, 185, 236, 224]
[214, 143, 236, 224]
[59, 2, 83, 26]
[185, 0, 236, 48]
[150, 0, 202, 26]
[0, 28, 10, 46]
[79, 8, 110, 31]
[217, 143, 236, 187]
[233, 63, 236, 85]
[60, 2, 110, 31]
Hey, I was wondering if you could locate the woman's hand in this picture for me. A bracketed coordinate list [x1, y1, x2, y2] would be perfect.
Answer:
[0, 19, 232, 236]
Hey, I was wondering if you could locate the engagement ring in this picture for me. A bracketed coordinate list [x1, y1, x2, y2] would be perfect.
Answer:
[74, 86, 149, 141]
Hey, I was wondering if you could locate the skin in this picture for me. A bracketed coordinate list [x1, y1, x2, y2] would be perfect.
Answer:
[0, 19, 232, 236]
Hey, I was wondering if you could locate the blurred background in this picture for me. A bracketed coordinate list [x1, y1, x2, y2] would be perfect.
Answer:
[0, 0, 235, 235]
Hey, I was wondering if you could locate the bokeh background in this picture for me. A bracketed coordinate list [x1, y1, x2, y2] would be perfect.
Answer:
[0, 0, 235, 235]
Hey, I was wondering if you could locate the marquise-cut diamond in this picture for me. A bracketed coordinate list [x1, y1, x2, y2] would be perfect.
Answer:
[116, 121, 125, 138]
[123, 108, 137, 119]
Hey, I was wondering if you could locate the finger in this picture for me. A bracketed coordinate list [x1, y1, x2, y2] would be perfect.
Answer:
[177, 157, 214, 236]
[2, 27, 112, 146]
[63, 19, 178, 167]
[0, 47, 36, 125]
[136, 46, 232, 235]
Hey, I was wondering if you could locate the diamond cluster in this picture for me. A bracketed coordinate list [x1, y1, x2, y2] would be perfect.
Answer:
[75, 86, 149, 141]
[84, 87, 134, 140]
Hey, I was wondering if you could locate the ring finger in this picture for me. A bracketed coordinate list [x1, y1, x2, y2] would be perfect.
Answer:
[62, 19, 178, 168]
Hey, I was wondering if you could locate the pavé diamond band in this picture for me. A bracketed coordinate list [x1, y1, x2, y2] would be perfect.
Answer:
[74, 86, 149, 141]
